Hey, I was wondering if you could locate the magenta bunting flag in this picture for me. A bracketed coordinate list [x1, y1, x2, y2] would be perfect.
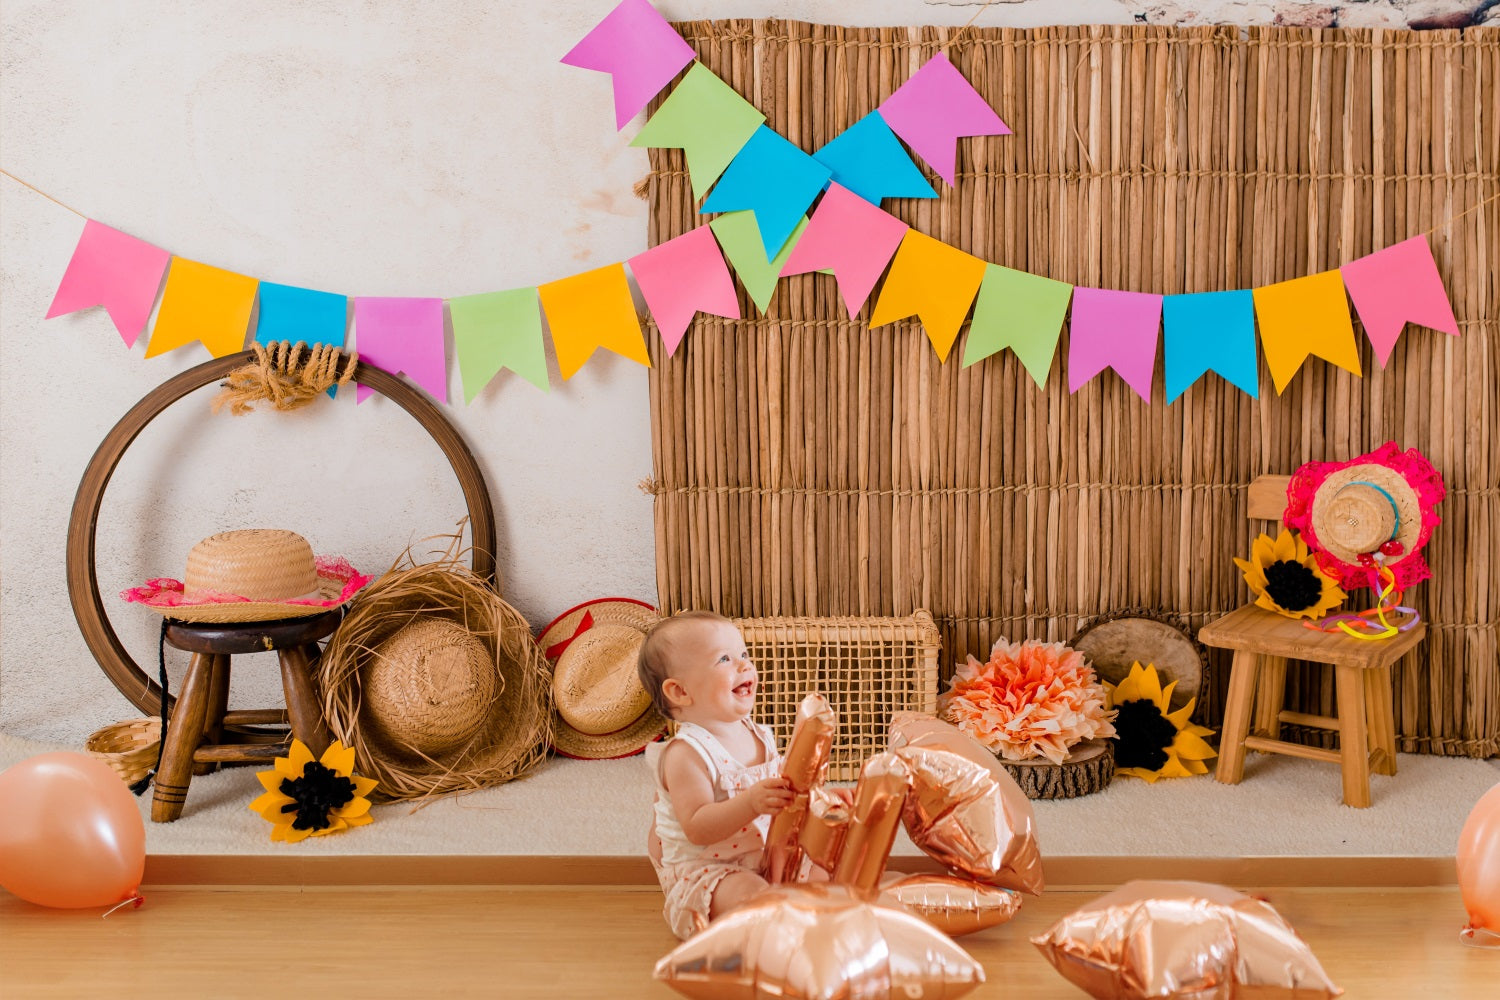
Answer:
[46, 219, 171, 348]
[1339, 236, 1460, 367]
[560, 0, 695, 130]
[629, 225, 740, 356]
[876, 52, 1010, 185]
[353, 297, 447, 404]
[781, 182, 907, 319]
[1067, 287, 1164, 400]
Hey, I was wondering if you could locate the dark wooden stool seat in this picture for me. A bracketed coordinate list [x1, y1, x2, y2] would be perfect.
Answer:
[152, 608, 342, 822]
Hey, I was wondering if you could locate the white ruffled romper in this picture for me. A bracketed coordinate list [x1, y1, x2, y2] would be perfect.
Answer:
[645, 718, 782, 939]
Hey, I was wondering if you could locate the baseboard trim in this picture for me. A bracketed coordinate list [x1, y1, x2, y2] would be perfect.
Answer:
[143, 854, 1457, 888]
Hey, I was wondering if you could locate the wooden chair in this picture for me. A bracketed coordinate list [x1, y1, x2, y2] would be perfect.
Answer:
[151, 609, 340, 822]
[1199, 476, 1426, 808]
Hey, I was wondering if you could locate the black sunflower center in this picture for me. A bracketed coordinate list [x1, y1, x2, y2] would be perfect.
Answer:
[1113, 699, 1177, 772]
[280, 761, 357, 831]
[1263, 559, 1322, 612]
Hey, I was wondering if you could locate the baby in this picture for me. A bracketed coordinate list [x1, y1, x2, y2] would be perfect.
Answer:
[639, 610, 793, 939]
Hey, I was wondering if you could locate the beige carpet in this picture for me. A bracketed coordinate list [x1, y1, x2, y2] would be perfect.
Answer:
[3, 731, 1496, 858]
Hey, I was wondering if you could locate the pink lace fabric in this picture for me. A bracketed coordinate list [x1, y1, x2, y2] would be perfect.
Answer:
[1283, 441, 1446, 591]
[121, 555, 371, 609]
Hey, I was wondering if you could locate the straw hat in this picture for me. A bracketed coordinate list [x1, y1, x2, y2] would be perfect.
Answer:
[537, 598, 665, 760]
[1283, 441, 1446, 590]
[121, 529, 369, 623]
[361, 618, 497, 758]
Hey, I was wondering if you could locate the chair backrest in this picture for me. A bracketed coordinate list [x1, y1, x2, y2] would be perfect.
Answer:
[1246, 474, 1292, 522]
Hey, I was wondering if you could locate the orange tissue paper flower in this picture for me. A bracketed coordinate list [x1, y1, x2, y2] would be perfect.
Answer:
[939, 638, 1116, 764]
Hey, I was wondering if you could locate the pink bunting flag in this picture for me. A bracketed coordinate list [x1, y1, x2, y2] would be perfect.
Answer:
[629, 225, 740, 356]
[560, 0, 696, 130]
[1067, 287, 1164, 401]
[353, 297, 448, 404]
[781, 182, 908, 319]
[46, 219, 170, 348]
[876, 52, 1010, 185]
[1339, 236, 1460, 367]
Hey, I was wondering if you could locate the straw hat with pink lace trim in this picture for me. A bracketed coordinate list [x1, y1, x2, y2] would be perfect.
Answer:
[121, 529, 370, 623]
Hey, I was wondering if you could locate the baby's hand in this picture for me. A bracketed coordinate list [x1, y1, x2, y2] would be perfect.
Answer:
[742, 777, 795, 816]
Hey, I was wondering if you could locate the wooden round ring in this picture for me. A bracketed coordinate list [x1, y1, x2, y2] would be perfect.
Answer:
[66, 352, 496, 717]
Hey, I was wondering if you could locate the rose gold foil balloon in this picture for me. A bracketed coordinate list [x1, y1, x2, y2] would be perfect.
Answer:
[798, 787, 849, 873]
[1457, 781, 1500, 944]
[653, 883, 985, 1000]
[831, 752, 911, 891]
[889, 713, 1044, 894]
[0, 752, 146, 909]
[762, 694, 837, 884]
[1031, 880, 1343, 1000]
[882, 874, 1022, 937]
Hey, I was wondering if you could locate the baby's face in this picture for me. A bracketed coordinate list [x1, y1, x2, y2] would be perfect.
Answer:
[667, 620, 757, 724]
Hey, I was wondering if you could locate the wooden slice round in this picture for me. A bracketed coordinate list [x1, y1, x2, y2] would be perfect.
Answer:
[1071, 611, 1207, 715]
[1000, 740, 1114, 800]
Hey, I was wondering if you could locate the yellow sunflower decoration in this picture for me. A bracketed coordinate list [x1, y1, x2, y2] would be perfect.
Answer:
[1233, 528, 1346, 620]
[249, 739, 377, 843]
[1105, 663, 1217, 782]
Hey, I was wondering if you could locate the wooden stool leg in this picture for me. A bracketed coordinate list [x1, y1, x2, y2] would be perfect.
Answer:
[1365, 667, 1398, 777]
[1334, 663, 1372, 808]
[152, 652, 215, 822]
[1253, 656, 1288, 739]
[193, 654, 232, 776]
[1214, 650, 1261, 785]
[278, 643, 332, 757]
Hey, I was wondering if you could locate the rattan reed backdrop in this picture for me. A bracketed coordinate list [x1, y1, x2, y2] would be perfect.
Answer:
[642, 22, 1498, 758]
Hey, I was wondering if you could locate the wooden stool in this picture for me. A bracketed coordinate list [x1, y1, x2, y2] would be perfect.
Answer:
[1201, 474, 1426, 809]
[151, 609, 340, 822]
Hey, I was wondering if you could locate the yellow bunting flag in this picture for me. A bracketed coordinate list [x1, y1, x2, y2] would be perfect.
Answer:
[1252, 270, 1362, 394]
[144, 258, 258, 359]
[869, 230, 987, 362]
[537, 263, 650, 380]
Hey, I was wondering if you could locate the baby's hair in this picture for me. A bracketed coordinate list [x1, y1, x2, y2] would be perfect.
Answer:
[637, 609, 734, 719]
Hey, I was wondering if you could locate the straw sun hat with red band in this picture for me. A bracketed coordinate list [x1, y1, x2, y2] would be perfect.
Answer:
[1283, 441, 1446, 591]
[538, 598, 666, 759]
[121, 529, 370, 623]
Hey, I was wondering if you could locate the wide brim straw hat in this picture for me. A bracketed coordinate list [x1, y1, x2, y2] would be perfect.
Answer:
[537, 598, 665, 760]
[317, 543, 552, 802]
[1283, 441, 1446, 590]
[121, 529, 370, 623]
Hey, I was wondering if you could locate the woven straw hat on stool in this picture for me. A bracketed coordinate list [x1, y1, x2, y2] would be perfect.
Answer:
[121, 529, 369, 623]
[537, 598, 665, 759]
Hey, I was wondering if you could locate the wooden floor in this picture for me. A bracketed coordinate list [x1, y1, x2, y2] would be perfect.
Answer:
[2, 884, 1494, 997]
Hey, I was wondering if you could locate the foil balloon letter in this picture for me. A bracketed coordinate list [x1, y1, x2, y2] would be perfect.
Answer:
[832, 751, 912, 892]
[883, 873, 1023, 937]
[798, 786, 850, 874]
[762, 693, 837, 883]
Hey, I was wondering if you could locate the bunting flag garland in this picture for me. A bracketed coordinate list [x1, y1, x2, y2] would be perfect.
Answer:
[629, 224, 740, 355]
[869, 230, 988, 363]
[1067, 288, 1164, 400]
[145, 258, 258, 360]
[811, 112, 937, 205]
[781, 183, 907, 320]
[449, 288, 550, 402]
[876, 51, 1012, 185]
[1252, 270, 1363, 394]
[1161, 289, 1260, 402]
[352, 297, 448, 404]
[630, 63, 766, 201]
[560, 0, 695, 130]
[699, 125, 832, 259]
[962, 264, 1073, 386]
[45, 219, 170, 348]
[256, 282, 348, 349]
[710, 211, 808, 314]
[1340, 236, 1461, 367]
[537, 263, 650, 380]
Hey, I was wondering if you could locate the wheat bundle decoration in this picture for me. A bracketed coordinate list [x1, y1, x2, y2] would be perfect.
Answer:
[212, 340, 358, 416]
[317, 536, 553, 802]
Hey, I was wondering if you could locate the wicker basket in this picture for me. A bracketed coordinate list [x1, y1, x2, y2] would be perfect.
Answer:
[736, 611, 941, 781]
[85, 718, 161, 785]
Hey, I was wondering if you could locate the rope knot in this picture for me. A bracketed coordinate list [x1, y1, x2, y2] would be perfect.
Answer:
[212, 341, 359, 415]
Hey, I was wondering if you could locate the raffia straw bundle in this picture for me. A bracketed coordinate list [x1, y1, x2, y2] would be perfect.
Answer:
[317, 541, 552, 802]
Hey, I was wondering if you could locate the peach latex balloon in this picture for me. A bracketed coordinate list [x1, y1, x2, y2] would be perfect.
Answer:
[1458, 781, 1500, 946]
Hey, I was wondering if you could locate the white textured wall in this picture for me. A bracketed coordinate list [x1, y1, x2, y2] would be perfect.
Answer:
[0, 0, 1483, 743]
